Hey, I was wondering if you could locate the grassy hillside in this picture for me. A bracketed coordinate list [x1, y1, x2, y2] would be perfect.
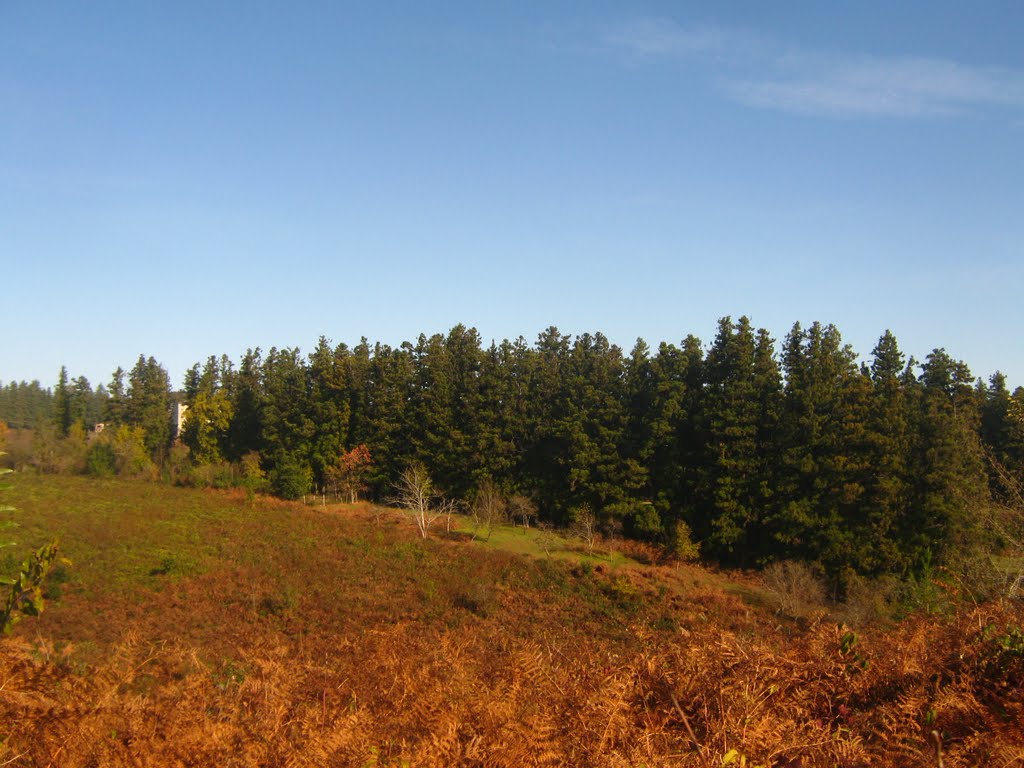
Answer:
[1, 475, 1022, 767]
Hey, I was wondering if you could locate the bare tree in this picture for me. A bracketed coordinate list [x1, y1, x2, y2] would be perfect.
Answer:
[985, 448, 1024, 598]
[470, 479, 507, 541]
[535, 521, 558, 557]
[391, 464, 455, 539]
[569, 504, 598, 556]
[507, 494, 537, 530]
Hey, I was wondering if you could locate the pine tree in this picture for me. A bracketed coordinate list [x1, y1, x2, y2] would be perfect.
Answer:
[698, 317, 761, 562]
[307, 337, 352, 486]
[125, 356, 173, 459]
[635, 336, 705, 538]
[474, 338, 530, 491]
[53, 366, 72, 437]
[903, 349, 990, 569]
[260, 347, 314, 486]
[225, 349, 264, 462]
[522, 326, 572, 520]
[69, 376, 95, 430]
[855, 330, 913, 574]
[981, 372, 1014, 464]
[105, 367, 127, 426]
[559, 332, 643, 527]
[770, 322, 871, 573]
[406, 326, 486, 498]
[362, 342, 415, 493]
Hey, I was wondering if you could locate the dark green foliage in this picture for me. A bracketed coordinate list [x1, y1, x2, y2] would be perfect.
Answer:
[269, 452, 312, 500]
[225, 349, 264, 462]
[306, 338, 352, 486]
[29, 319, 1020, 584]
[697, 317, 780, 565]
[85, 442, 117, 477]
[53, 366, 72, 437]
[904, 349, 990, 568]
[125, 356, 173, 459]
[0, 379, 53, 429]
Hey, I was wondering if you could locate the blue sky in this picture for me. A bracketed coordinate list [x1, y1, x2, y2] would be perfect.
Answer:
[3, 2, 1022, 390]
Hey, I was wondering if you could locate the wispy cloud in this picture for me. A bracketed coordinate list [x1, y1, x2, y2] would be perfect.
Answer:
[728, 55, 1024, 117]
[605, 18, 1024, 118]
[605, 18, 740, 57]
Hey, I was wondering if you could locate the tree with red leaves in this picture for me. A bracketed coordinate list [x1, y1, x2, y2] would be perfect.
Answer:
[326, 444, 373, 503]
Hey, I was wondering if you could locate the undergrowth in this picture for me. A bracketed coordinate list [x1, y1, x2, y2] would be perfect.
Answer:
[0, 476, 1021, 766]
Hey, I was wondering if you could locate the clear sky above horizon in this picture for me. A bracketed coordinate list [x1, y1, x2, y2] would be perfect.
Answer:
[3, 2, 1022, 391]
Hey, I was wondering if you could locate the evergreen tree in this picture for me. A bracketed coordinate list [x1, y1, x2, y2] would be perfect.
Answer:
[183, 364, 201, 403]
[981, 372, 1014, 465]
[53, 366, 72, 437]
[125, 356, 173, 459]
[698, 317, 761, 561]
[475, 337, 531, 491]
[406, 326, 485, 498]
[344, 338, 373, 450]
[633, 336, 704, 537]
[522, 326, 572, 519]
[692, 319, 782, 565]
[855, 330, 913, 573]
[105, 367, 127, 425]
[770, 322, 872, 573]
[362, 342, 415, 492]
[904, 349, 990, 568]
[69, 376, 95, 429]
[260, 347, 314, 484]
[559, 332, 643, 526]
[442, 325, 486, 495]
[225, 349, 264, 462]
[0, 381, 53, 430]
[307, 338, 352, 486]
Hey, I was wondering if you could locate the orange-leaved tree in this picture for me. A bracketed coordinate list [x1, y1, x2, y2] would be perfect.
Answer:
[326, 444, 373, 503]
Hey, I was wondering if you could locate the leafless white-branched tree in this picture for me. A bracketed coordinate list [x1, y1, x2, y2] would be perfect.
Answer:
[391, 464, 455, 539]
[984, 448, 1024, 598]
[570, 504, 598, 556]
[469, 479, 507, 541]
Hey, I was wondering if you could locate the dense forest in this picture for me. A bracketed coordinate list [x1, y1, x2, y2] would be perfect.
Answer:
[3, 318, 1023, 583]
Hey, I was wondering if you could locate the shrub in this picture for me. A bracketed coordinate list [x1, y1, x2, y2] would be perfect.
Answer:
[1, 455, 62, 635]
[109, 426, 156, 478]
[188, 461, 237, 489]
[836, 569, 900, 627]
[629, 503, 663, 541]
[668, 520, 700, 563]
[270, 454, 312, 500]
[85, 442, 117, 477]
[763, 560, 826, 619]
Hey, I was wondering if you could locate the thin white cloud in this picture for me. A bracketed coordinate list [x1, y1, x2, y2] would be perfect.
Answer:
[606, 17, 1024, 118]
[606, 18, 732, 56]
[728, 55, 1024, 117]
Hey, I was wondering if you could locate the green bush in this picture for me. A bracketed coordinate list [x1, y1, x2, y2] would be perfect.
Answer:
[85, 442, 117, 477]
[270, 454, 312, 500]
[1, 457, 62, 634]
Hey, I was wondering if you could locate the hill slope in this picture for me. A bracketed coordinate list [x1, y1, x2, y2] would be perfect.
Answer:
[1, 476, 1022, 766]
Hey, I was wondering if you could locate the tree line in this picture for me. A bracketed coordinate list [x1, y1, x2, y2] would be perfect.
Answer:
[3, 319, 1023, 580]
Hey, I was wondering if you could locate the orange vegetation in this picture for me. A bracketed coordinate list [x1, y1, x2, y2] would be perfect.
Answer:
[0, 477, 1022, 766]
